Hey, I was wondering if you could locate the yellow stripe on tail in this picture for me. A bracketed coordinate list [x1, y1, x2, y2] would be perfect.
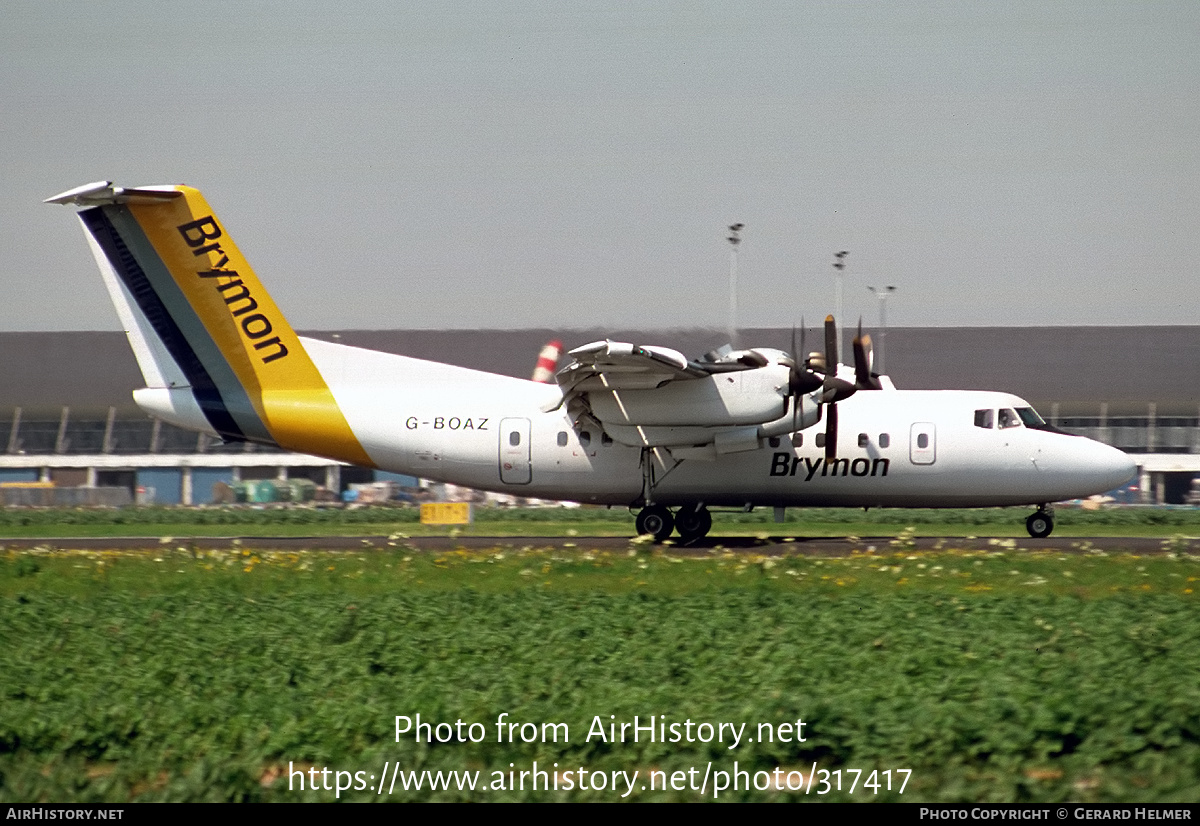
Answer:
[128, 187, 374, 467]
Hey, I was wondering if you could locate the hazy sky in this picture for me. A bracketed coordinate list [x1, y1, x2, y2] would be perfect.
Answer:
[4, 1, 1198, 332]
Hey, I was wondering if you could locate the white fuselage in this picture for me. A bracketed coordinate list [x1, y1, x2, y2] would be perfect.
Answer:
[236, 338, 1133, 510]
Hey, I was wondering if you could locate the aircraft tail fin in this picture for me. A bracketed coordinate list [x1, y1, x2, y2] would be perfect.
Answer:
[46, 181, 374, 467]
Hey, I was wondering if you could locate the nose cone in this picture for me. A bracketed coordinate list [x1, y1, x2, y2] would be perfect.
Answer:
[1038, 433, 1137, 499]
[1085, 440, 1137, 494]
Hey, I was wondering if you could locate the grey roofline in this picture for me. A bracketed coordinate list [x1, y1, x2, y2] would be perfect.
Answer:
[2, 326, 1197, 418]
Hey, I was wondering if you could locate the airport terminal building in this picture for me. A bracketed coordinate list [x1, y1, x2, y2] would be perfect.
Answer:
[2, 326, 1198, 505]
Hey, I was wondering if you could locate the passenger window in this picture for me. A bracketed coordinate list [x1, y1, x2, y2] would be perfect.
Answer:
[857, 433, 869, 447]
[998, 409, 1021, 429]
[974, 409, 993, 429]
[579, 431, 591, 446]
[917, 433, 929, 449]
[509, 431, 521, 447]
[815, 433, 826, 448]
[556, 431, 568, 446]
[791, 433, 803, 447]
[879, 433, 890, 448]
[768, 436, 781, 448]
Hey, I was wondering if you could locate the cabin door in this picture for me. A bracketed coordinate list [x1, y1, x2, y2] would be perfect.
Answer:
[909, 422, 936, 465]
[499, 418, 532, 484]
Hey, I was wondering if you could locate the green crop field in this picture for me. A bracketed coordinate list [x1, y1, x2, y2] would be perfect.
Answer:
[2, 539, 1199, 802]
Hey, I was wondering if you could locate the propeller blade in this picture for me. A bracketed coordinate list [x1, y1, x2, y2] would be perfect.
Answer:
[825, 401, 838, 460]
[787, 319, 823, 395]
[851, 319, 883, 390]
[820, 314, 856, 402]
[853, 336, 879, 388]
[824, 315, 838, 368]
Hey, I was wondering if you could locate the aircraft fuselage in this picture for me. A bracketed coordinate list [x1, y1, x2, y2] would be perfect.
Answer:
[185, 338, 1129, 511]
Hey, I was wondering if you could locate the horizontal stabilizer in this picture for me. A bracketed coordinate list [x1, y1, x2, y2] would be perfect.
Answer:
[44, 181, 183, 206]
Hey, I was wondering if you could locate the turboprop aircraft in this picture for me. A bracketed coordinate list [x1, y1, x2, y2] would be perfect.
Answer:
[47, 181, 1136, 541]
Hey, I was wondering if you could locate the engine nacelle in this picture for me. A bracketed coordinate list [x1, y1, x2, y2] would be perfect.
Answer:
[599, 392, 821, 451]
[587, 365, 789, 427]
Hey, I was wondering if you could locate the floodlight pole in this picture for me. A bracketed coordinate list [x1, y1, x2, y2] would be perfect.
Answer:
[867, 285, 897, 373]
[833, 250, 848, 350]
[727, 223, 743, 347]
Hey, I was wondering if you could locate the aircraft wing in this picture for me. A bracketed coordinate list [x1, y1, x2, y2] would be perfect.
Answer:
[555, 340, 709, 395]
[557, 339, 776, 393]
[552, 340, 805, 454]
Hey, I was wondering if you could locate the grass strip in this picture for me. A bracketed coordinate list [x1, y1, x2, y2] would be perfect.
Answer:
[1, 544, 1198, 802]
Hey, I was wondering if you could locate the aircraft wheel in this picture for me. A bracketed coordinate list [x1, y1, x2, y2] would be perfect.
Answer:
[1025, 511, 1054, 539]
[636, 505, 675, 542]
[675, 505, 713, 541]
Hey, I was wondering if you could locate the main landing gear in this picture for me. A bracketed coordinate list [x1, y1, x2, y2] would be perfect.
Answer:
[635, 504, 713, 542]
[635, 451, 713, 542]
[675, 504, 713, 542]
[1025, 505, 1054, 539]
[635, 505, 674, 542]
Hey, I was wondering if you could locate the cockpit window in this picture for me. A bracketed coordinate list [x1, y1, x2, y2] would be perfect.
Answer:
[974, 409, 994, 429]
[1016, 407, 1046, 428]
[998, 408, 1021, 429]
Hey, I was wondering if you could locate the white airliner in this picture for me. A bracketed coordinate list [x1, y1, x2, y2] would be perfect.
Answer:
[47, 181, 1135, 541]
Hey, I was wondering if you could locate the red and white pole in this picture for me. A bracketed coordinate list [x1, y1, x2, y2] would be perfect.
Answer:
[531, 340, 562, 383]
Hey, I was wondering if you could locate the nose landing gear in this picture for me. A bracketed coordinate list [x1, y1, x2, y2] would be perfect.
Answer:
[1025, 506, 1054, 538]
